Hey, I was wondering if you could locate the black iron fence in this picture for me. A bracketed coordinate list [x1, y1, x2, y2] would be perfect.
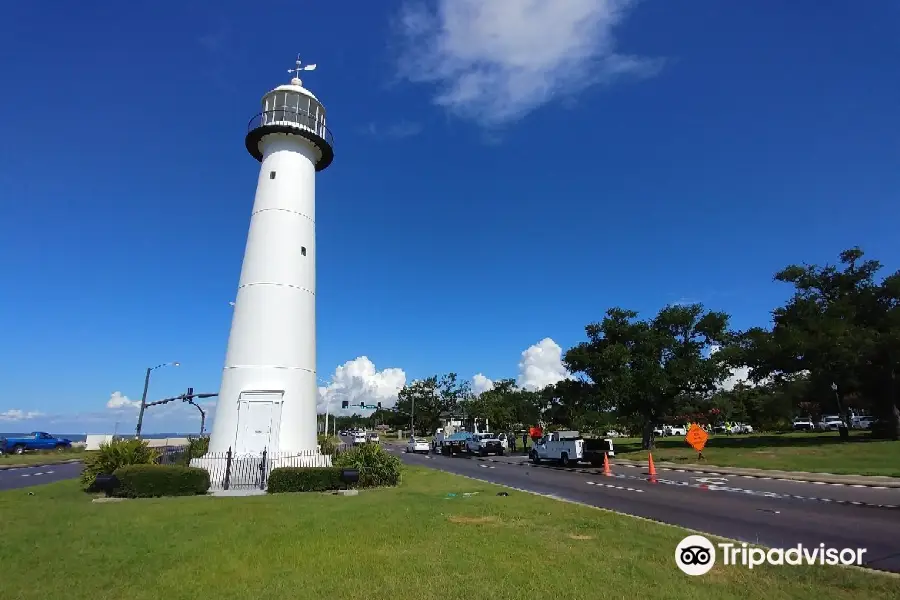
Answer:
[186, 444, 352, 491]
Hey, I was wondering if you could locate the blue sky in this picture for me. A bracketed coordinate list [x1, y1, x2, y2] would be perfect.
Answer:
[2, 1, 898, 434]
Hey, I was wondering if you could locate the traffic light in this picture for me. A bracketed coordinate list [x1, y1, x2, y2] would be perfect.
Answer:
[341, 400, 348, 409]
[359, 402, 365, 407]
[377, 402, 382, 410]
[186, 387, 194, 399]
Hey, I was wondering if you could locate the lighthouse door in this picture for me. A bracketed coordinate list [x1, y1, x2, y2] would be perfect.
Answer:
[235, 391, 283, 455]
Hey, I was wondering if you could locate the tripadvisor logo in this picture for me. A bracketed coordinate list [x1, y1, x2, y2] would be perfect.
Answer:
[676, 535, 716, 575]
[675, 535, 867, 575]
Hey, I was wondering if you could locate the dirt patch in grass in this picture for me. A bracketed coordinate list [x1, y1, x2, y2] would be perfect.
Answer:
[448, 515, 498, 525]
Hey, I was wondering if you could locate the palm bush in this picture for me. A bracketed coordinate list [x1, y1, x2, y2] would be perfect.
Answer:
[80, 439, 160, 491]
[317, 435, 339, 455]
[186, 436, 209, 459]
[332, 442, 402, 487]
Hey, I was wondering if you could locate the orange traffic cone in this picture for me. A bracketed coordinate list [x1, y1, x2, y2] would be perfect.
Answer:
[602, 452, 612, 476]
[648, 452, 658, 482]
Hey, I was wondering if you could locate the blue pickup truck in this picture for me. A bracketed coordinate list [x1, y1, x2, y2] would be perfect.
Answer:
[0, 432, 73, 455]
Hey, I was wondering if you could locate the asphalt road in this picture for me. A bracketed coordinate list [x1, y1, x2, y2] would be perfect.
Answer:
[389, 446, 900, 573]
[477, 453, 900, 507]
[0, 462, 82, 491]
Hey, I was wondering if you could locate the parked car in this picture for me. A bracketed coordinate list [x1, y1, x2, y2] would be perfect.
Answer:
[666, 424, 687, 436]
[792, 417, 815, 431]
[817, 415, 846, 431]
[852, 415, 877, 429]
[366, 431, 380, 443]
[405, 437, 430, 454]
[0, 432, 72, 455]
[438, 431, 474, 456]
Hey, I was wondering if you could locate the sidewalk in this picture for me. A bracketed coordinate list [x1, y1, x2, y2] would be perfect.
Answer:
[611, 457, 900, 488]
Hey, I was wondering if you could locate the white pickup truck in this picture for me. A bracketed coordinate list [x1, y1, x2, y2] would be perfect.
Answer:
[529, 431, 615, 467]
[466, 432, 505, 456]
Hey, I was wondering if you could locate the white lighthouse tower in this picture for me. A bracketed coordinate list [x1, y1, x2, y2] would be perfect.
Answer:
[207, 57, 334, 459]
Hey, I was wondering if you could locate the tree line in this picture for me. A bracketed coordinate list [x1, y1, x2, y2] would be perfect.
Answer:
[329, 248, 900, 449]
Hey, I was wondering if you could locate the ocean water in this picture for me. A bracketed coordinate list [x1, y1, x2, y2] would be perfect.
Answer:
[0, 433, 196, 443]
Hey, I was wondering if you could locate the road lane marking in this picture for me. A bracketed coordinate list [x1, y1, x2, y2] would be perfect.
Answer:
[483, 458, 900, 509]
[584, 481, 644, 494]
[422, 454, 899, 506]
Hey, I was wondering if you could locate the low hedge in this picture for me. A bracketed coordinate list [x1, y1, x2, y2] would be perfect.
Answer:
[112, 464, 210, 498]
[268, 445, 402, 493]
[268, 467, 346, 493]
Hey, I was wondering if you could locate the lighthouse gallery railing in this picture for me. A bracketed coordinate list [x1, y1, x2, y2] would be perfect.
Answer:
[247, 108, 334, 148]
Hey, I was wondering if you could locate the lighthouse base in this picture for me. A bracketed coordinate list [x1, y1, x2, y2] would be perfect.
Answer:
[190, 449, 333, 491]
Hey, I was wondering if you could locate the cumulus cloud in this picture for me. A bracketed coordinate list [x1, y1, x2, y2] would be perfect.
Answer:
[516, 338, 573, 391]
[0, 409, 45, 422]
[709, 345, 756, 391]
[317, 356, 407, 415]
[106, 391, 140, 409]
[471, 373, 494, 396]
[393, 0, 661, 126]
[720, 366, 752, 391]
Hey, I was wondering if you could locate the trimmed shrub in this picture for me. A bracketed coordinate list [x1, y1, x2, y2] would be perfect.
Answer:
[268, 467, 344, 493]
[333, 442, 402, 488]
[81, 439, 160, 491]
[112, 464, 210, 498]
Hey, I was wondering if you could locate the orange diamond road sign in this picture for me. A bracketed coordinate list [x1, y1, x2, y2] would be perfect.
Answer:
[685, 424, 709, 452]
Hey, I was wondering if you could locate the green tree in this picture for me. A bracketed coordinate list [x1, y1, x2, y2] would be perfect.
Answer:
[739, 248, 900, 439]
[460, 379, 544, 432]
[565, 304, 732, 449]
[394, 373, 471, 435]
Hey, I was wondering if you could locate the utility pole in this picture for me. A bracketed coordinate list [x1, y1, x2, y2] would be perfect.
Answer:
[135, 361, 179, 439]
[410, 393, 415, 438]
[831, 382, 850, 440]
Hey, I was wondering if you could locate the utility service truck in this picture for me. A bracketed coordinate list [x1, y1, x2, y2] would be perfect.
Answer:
[529, 431, 615, 467]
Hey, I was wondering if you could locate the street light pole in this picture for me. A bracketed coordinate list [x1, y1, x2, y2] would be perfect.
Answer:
[135, 361, 180, 439]
[831, 382, 850, 440]
[318, 378, 333, 437]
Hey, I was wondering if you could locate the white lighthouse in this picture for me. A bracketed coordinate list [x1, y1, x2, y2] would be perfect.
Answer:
[207, 57, 333, 458]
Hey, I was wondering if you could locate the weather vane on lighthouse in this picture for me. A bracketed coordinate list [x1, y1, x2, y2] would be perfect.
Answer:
[288, 54, 317, 86]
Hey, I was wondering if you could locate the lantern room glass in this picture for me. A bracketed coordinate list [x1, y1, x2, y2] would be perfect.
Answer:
[261, 90, 327, 139]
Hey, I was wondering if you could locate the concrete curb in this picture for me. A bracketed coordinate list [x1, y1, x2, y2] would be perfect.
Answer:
[611, 459, 900, 489]
[0, 459, 83, 471]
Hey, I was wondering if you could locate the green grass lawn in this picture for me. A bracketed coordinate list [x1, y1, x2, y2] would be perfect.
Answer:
[0, 467, 896, 599]
[0, 448, 89, 467]
[613, 431, 900, 477]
